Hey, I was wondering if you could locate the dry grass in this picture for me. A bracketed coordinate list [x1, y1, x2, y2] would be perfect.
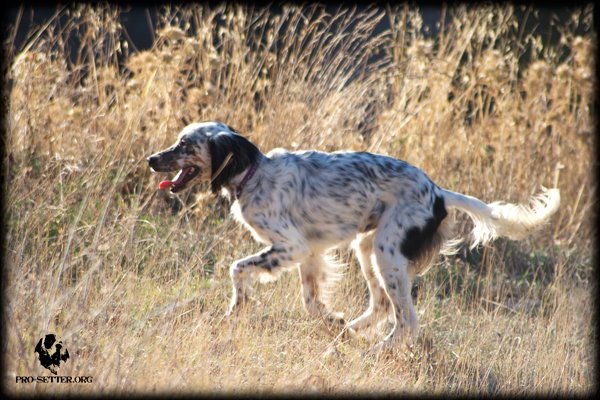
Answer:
[3, 3, 596, 396]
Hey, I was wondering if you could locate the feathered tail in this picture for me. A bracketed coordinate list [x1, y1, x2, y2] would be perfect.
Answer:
[441, 187, 560, 248]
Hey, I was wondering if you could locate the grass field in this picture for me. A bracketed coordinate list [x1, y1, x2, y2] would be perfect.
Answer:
[3, 3, 596, 395]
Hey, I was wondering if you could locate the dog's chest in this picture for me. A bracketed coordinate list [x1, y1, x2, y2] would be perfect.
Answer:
[230, 201, 273, 245]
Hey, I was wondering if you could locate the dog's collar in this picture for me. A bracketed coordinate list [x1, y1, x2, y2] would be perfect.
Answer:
[234, 158, 261, 199]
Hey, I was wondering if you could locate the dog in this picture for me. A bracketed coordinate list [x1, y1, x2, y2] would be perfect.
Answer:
[147, 121, 560, 350]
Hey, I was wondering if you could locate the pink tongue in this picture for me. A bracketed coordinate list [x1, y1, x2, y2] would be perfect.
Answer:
[158, 168, 190, 190]
[159, 180, 174, 190]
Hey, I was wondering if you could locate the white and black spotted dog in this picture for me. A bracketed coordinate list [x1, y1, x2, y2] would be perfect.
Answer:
[147, 122, 560, 350]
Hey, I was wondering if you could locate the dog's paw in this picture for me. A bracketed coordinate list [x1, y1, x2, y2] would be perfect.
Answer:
[225, 303, 244, 319]
[322, 344, 343, 363]
[324, 311, 346, 327]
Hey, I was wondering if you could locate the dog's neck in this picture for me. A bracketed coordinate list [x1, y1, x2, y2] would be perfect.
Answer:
[231, 157, 262, 200]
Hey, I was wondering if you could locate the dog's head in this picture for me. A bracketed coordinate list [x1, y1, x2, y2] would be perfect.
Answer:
[147, 122, 262, 193]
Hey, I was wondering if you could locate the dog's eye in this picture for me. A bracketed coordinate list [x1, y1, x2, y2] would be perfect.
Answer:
[179, 139, 187, 146]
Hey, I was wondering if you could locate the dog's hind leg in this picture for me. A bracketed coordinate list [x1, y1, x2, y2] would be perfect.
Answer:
[372, 247, 417, 351]
[367, 206, 428, 351]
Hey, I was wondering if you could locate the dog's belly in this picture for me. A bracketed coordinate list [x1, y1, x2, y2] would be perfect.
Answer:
[294, 199, 385, 247]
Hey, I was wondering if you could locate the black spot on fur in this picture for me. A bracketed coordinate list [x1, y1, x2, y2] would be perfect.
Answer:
[306, 229, 323, 239]
[181, 141, 196, 155]
[208, 129, 262, 193]
[262, 247, 280, 257]
[401, 196, 447, 261]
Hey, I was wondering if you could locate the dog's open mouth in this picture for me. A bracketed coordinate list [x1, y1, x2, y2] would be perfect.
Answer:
[159, 167, 201, 193]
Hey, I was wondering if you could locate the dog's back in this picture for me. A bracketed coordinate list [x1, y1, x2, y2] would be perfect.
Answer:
[252, 149, 441, 247]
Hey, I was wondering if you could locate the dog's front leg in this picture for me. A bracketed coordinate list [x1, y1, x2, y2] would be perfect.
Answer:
[227, 243, 308, 315]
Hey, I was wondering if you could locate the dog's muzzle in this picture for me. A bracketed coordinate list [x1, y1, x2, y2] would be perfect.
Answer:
[147, 154, 201, 193]
[147, 155, 162, 172]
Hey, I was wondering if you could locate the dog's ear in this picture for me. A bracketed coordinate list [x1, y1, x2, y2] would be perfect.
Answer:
[208, 131, 261, 193]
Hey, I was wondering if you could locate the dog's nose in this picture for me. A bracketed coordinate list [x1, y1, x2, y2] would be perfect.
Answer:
[147, 155, 159, 170]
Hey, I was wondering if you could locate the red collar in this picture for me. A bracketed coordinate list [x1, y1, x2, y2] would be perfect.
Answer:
[234, 158, 261, 199]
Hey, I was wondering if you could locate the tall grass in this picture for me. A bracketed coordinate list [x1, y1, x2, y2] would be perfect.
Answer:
[3, 3, 595, 395]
